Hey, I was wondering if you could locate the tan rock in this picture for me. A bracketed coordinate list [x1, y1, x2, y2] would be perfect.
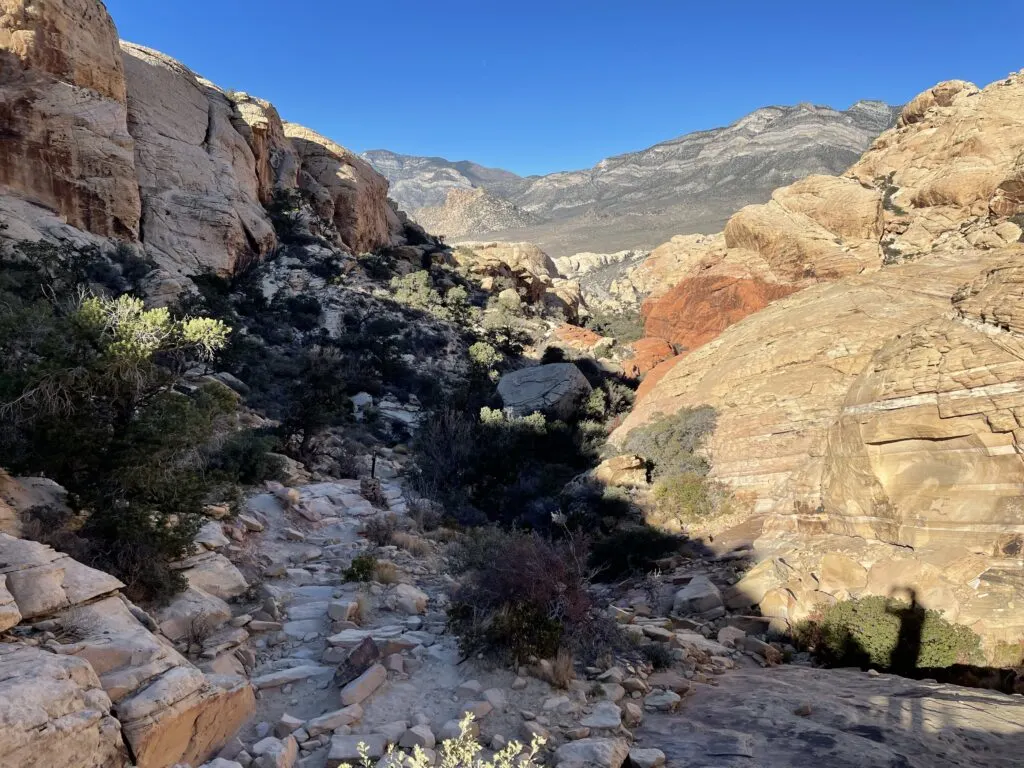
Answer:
[229, 94, 299, 203]
[817, 553, 868, 595]
[0, 0, 140, 239]
[0, 644, 130, 767]
[174, 551, 249, 601]
[0, 534, 123, 619]
[122, 42, 276, 278]
[591, 455, 649, 488]
[285, 122, 401, 254]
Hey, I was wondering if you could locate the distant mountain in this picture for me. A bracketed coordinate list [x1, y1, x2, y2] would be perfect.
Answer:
[364, 100, 900, 256]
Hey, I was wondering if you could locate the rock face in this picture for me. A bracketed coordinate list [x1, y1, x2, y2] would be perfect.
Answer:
[414, 187, 541, 240]
[0, 535, 254, 768]
[642, 665, 1024, 768]
[1, 0, 411, 300]
[497, 363, 592, 420]
[0, 645, 130, 767]
[613, 71, 1024, 649]
[0, 0, 140, 238]
[122, 42, 276, 278]
[367, 102, 899, 256]
[285, 122, 402, 254]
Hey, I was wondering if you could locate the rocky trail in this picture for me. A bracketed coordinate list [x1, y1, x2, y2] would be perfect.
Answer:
[142, 454, 1023, 768]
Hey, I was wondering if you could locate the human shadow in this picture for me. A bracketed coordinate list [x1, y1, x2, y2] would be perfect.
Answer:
[886, 586, 924, 676]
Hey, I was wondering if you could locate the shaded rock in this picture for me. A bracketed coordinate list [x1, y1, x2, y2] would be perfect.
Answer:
[339, 663, 387, 706]
[497, 363, 592, 419]
[672, 576, 722, 616]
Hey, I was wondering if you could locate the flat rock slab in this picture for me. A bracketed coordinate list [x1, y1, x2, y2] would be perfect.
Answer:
[639, 666, 1024, 768]
[252, 665, 334, 689]
[328, 734, 388, 767]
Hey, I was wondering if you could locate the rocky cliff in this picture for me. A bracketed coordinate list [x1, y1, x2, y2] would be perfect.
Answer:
[0, 0, 420, 301]
[367, 101, 899, 255]
[611, 73, 1024, 647]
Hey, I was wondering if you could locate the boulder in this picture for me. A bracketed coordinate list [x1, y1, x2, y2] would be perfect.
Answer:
[0, 534, 123, 619]
[497, 363, 592, 420]
[591, 455, 649, 488]
[250, 736, 297, 768]
[0, 644, 130, 767]
[157, 587, 233, 642]
[392, 583, 429, 615]
[554, 737, 630, 768]
[339, 663, 387, 706]
[53, 595, 255, 767]
[174, 551, 249, 600]
[580, 701, 622, 730]
[305, 704, 363, 738]
[327, 734, 388, 766]
[672, 575, 723, 616]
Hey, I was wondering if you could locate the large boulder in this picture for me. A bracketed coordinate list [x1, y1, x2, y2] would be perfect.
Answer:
[121, 42, 277, 278]
[497, 363, 592, 420]
[0, 0, 140, 239]
[0, 644, 130, 767]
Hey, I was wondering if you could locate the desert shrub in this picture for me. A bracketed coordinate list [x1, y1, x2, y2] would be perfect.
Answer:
[345, 554, 378, 582]
[0, 249, 233, 602]
[794, 596, 984, 671]
[266, 188, 317, 245]
[390, 270, 475, 326]
[639, 642, 675, 670]
[622, 407, 716, 478]
[363, 514, 396, 546]
[588, 527, 682, 581]
[651, 472, 715, 527]
[336, 713, 544, 768]
[393, 531, 431, 556]
[208, 428, 286, 485]
[541, 346, 566, 364]
[447, 528, 593, 663]
[358, 252, 397, 281]
[586, 308, 644, 343]
[279, 345, 352, 456]
[373, 560, 399, 584]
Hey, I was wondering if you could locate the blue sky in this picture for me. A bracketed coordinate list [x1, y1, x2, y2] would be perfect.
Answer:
[105, 1, 1024, 176]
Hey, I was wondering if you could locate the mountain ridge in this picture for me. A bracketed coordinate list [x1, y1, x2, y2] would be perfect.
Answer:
[365, 100, 900, 254]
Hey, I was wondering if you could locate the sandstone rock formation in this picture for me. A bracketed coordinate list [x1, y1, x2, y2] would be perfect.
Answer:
[612, 71, 1024, 649]
[0, 645, 130, 767]
[414, 187, 541, 240]
[122, 42, 277, 278]
[454, 241, 583, 320]
[642, 665, 1024, 768]
[1, 0, 414, 297]
[0, 533, 254, 768]
[0, 0, 140, 239]
[285, 122, 402, 254]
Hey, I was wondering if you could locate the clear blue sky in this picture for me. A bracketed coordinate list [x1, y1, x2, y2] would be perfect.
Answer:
[104, 1, 1024, 176]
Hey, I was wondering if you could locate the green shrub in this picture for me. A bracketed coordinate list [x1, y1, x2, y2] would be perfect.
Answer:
[588, 527, 682, 581]
[209, 428, 286, 485]
[622, 407, 716, 478]
[586, 309, 645, 343]
[345, 554, 378, 582]
[794, 596, 984, 671]
[0, 252, 234, 601]
[651, 472, 715, 528]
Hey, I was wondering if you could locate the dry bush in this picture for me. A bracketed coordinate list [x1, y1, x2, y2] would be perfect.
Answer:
[374, 560, 399, 584]
[393, 531, 431, 556]
[360, 477, 389, 509]
[447, 528, 598, 663]
[185, 615, 213, 649]
[363, 514, 397, 546]
[551, 647, 576, 689]
[353, 592, 373, 626]
[55, 605, 100, 643]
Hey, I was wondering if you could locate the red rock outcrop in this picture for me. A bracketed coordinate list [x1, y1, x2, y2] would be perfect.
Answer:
[622, 337, 676, 379]
[642, 275, 798, 351]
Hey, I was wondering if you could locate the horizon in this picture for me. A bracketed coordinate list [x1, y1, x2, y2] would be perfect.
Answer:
[105, 1, 1024, 176]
